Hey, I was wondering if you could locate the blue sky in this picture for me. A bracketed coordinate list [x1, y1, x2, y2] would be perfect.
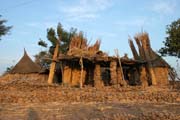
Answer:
[0, 0, 180, 75]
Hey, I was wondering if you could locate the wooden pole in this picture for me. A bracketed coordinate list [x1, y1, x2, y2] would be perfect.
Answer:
[48, 42, 59, 84]
[114, 49, 126, 85]
[79, 56, 83, 88]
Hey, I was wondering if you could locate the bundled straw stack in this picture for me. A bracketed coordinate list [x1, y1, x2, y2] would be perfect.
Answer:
[67, 32, 101, 57]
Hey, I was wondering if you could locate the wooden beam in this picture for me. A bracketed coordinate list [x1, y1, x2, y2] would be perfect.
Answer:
[114, 49, 127, 86]
[79, 56, 83, 88]
[48, 43, 59, 84]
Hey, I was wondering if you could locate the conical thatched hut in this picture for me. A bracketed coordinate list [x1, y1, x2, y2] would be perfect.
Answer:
[1, 49, 48, 84]
[10, 49, 41, 74]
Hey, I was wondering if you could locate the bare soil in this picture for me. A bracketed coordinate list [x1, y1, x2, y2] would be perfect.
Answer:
[0, 78, 180, 120]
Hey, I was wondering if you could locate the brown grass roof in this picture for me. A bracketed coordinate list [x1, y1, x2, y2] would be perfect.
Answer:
[10, 50, 41, 74]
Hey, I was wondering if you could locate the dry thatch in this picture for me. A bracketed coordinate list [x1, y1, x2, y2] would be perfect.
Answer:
[10, 50, 41, 74]
[128, 38, 139, 60]
[67, 32, 101, 56]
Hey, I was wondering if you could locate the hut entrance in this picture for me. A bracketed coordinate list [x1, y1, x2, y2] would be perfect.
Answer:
[123, 65, 141, 86]
[55, 69, 62, 83]
[101, 67, 111, 86]
[54, 63, 62, 84]
[84, 62, 94, 86]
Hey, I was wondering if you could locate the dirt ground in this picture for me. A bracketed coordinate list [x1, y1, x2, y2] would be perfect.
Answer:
[0, 78, 180, 120]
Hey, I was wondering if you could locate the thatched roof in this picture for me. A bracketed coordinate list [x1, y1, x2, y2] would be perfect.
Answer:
[10, 50, 41, 74]
[59, 54, 145, 66]
[67, 32, 102, 57]
[129, 32, 170, 68]
[150, 54, 170, 67]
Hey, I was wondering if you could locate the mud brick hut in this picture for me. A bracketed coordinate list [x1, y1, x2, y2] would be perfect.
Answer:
[59, 52, 146, 87]
[49, 32, 170, 88]
[128, 32, 170, 86]
[3, 49, 48, 82]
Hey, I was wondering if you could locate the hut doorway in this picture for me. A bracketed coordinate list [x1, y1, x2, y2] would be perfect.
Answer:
[123, 65, 141, 86]
[101, 67, 111, 86]
[54, 63, 62, 84]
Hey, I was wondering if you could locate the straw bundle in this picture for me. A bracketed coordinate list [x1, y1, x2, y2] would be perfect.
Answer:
[128, 39, 139, 60]
[68, 32, 101, 56]
[69, 32, 88, 51]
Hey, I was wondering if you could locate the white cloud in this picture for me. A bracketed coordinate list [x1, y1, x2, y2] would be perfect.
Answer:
[26, 22, 57, 28]
[115, 17, 149, 28]
[61, 0, 113, 21]
[151, 0, 176, 15]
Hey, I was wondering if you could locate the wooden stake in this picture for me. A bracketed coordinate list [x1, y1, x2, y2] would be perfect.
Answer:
[79, 56, 83, 88]
[48, 42, 59, 84]
[114, 49, 126, 85]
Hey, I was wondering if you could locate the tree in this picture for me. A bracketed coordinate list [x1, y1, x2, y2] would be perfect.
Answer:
[3, 65, 14, 75]
[159, 18, 180, 58]
[38, 39, 47, 48]
[35, 23, 78, 68]
[34, 51, 51, 69]
[0, 15, 12, 40]
[46, 23, 77, 54]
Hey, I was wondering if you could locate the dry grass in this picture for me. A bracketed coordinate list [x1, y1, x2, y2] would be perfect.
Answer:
[68, 32, 101, 56]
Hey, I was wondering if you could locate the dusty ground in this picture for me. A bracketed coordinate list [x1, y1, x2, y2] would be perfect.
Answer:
[0, 77, 180, 120]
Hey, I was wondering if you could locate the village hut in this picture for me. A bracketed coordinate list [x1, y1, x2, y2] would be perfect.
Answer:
[46, 31, 171, 88]
[10, 49, 41, 74]
[56, 32, 146, 88]
[129, 32, 170, 86]
[151, 55, 170, 85]
[1, 49, 48, 83]
[58, 32, 103, 87]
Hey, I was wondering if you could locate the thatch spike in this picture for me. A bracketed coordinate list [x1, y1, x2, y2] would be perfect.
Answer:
[128, 38, 139, 60]
[134, 36, 145, 60]
[24, 48, 27, 55]
[135, 32, 155, 60]
[139, 33, 151, 60]
[135, 32, 157, 85]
